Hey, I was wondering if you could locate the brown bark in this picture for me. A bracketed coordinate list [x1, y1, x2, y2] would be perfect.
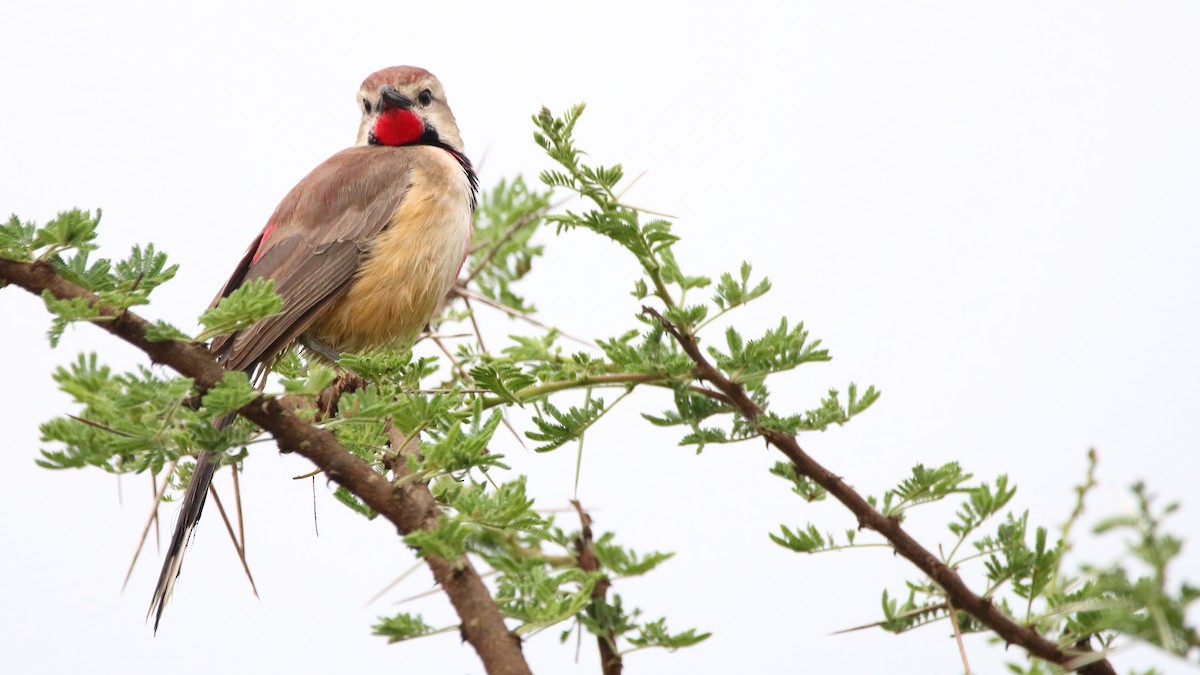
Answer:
[641, 306, 1116, 675]
[1, 258, 531, 675]
[571, 500, 622, 675]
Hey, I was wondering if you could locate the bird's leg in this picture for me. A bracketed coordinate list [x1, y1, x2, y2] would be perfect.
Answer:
[300, 335, 344, 364]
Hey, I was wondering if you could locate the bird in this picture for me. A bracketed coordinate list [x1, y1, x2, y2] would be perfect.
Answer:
[148, 65, 478, 630]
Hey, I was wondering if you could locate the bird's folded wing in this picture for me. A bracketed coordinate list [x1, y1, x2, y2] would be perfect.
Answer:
[208, 146, 413, 373]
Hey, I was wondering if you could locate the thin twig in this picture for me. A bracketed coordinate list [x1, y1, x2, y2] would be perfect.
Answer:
[208, 484, 258, 598]
[421, 331, 474, 340]
[613, 169, 648, 202]
[640, 305, 1116, 675]
[460, 293, 529, 453]
[364, 560, 424, 606]
[947, 598, 972, 674]
[231, 465, 245, 559]
[311, 476, 319, 537]
[151, 471, 160, 549]
[454, 285, 596, 348]
[831, 603, 949, 635]
[464, 193, 571, 283]
[431, 334, 470, 380]
[614, 202, 676, 219]
[122, 460, 176, 592]
[393, 569, 501, 605]
[68, 414, 136, 437]
[462, 294, 487, 354]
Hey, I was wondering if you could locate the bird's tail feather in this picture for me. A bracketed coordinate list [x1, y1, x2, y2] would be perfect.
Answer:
[147, 413, 236, 631]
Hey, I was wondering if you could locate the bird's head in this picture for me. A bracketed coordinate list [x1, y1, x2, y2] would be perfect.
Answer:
[355, 66, 465, 152]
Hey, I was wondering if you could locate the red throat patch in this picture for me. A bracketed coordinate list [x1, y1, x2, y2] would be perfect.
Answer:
[373, 109, 424, 146]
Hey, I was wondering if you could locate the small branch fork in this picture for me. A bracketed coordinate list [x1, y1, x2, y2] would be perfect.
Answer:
[639, 306, 1117, 675]
[571, 500, 622, 675]
[0, 258, 532, 675]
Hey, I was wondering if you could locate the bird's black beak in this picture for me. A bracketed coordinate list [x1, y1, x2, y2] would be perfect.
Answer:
[379, 85, 414, 112]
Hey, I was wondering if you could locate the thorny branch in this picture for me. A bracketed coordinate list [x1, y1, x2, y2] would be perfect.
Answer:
[571, 500, 622, 675]
[640, 305, 1117, 675]
[0, 257, 533, 675]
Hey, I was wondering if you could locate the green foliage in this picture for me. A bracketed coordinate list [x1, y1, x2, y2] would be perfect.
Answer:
[33, 238, 180, 346]
[41, 291, 103, 346]
[470, 362, 538, 404]
[37, 353, 192, 473]
[144, 320, 192, 343]
[526, 398, 607, 452]
[772, 451, 1200, 672]
[1076, 483, 1199, 658]
[372, 612, 436, 643]
[713, 261, 771, 312]
[196, 278, 283, 342]
[626, 615, 711, 651]
[769, 461, 828, 502]
[8, 208, 102, 261]
[405, 517, 473, 561]
[770, 523, 835, 554]
[279, 363, 337, 398]
[0, 214, 38, 259]
[708, 319, 830, 383]
[490, 555, 597, 633]
[592, 532, 674, 578]
[437, 477, 546, 534]
[199, 371, 259, 418]
[878, 462, 976, 519]
[333, 486, 376, 519]
[468, 176, 552, 313]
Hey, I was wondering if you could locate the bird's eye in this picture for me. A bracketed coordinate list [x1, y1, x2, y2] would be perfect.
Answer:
[418, 89, 433, 107]
[363, 99, 373, 114]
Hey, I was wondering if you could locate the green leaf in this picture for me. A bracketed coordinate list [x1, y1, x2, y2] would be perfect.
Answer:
[713, 261, 772, 311]
[144, 320, 192, 343]
[879, 462, 973, 518]
[34, 209, 101, 258]
[197, 278, 283, 342]
[200, 371, 259, 418]
[526, 398, 606, 452]
[440, 477, 548, 535]
[471, 362, 538, 404]
[769, 461, 827, 501]
[280, 363, 336, 397]
[373, 612, 436, 643]
[0, 214, 37, 259]
[405, 517, 472, 560]
[592, 532, 673, 577]
[41, 290, 103, 347]
[333, 486, 377, 519]
[627, 617, 711, 650]
[770, 523, 835, 553]
[412, 406, 507, 477]
[709, 318, 831, 383]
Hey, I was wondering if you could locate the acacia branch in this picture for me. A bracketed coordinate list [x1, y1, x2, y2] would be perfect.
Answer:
[571, 500, 622, 675]
[641, 306, 1116, 675]
[0, 257, 531, 675]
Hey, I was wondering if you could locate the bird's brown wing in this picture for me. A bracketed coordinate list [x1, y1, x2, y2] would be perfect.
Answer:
[208, 146, 414, 373]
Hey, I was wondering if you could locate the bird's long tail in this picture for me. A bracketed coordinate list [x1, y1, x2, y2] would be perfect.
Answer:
[148, 413, 235, 632]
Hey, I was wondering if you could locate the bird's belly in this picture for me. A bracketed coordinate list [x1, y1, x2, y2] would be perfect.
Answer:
[310, 163, 471, 353]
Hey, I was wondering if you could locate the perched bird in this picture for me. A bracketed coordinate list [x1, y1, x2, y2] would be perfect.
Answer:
[149, 66, 478, 630]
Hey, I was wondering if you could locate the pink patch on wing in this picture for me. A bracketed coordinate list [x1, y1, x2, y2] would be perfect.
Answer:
[251, 222, 277, 263]
[374, 109, 424, 146]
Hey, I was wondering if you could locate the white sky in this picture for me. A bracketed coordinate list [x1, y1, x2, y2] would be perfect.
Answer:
[3, 2, 1198, 673]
